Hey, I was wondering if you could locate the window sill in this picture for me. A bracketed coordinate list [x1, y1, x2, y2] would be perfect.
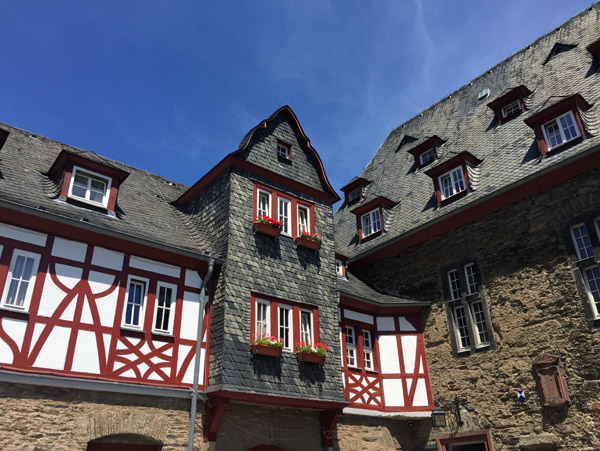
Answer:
[545, 136, 583, 156]
[360, 229, 383, 243]
[151, 332, 175, 342]
[65, 196, 110, 214]
[277, 155, 292, 164]
[575, 256, 596, 269]
[474, 344, 491, 352]
[0, 306, 30, 320]
[439, 189, 469, 206]
[120, 327, 145, 339]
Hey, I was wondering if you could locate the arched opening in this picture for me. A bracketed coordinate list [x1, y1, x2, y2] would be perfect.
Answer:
[87, 433, 162, 451]
[247, 446, 287, 451]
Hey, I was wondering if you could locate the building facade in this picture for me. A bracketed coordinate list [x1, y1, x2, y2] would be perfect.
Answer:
[1, 4, 600, 451]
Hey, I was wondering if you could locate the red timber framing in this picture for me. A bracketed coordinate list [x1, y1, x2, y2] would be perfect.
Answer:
[352, 148, 600, 267]
[0, 210, 214, 390]
[204, 390, 347, 445]
[406, 136, 446, 168]
[487, 85, 531, 124]
[339, 298, 433, 413]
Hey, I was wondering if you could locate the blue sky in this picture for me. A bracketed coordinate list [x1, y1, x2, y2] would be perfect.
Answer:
[0, 1, 594, 199]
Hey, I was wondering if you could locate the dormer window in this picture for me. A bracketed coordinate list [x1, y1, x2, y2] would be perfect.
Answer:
[439, 167, 466, 200]
[542, 111, 580, 150]
[277, 140, 291, 159]
[487, 85, 530, 124]
[361, 209, 381, 237]
[340, 177, 371, 206]
[351, 196, 396, 242]
[348, 188, 361, 203]
[524, 94, 590, 156]
[69, 167, 111, 207]
[406, 136, 445, 169]
[419, 148, 436, 167]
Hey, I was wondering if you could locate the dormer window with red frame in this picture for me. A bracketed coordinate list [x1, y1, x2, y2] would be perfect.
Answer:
[48, 150, 129, 214]
[276, 140, 291, 160]
[524, 94, 590, 156]
[340, 177, 371, 206]
[351, 196, 396, 242]
[335, 255, 347, 278]
[407, 136, 445, 169]
[425, 152, 481, 205]
[361, 209, 381, 237]
[487, 85, 531, 124]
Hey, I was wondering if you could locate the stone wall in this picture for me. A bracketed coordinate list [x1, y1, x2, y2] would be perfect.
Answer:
[0, 382, 205, 450]
[353, 169, 600, 450]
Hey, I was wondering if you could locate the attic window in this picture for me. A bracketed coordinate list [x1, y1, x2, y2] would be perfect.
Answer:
[407, 136, 445, 169]
[419, 148, 436, 167]
[439, 167, 466, 200]
[348, 188, 361, 203]
[397, 135, 417, 151]
[69, 166, 111, 208]
[502, 100, 521, 118]
[277, 141, 291, 159]
[544, 43, 577, 64]
[424, 152, 481, 205]
[487, 85, 530, 124]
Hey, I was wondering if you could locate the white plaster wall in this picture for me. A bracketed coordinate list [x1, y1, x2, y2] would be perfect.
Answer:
[398, 316, 417, 331]
[129, 255, 179, 278]
[376, 316, 395, 331]
[0, 222, 47, 247]
[33, 325, 70, 370]
[51, 237, 87, 262]
[180, 291, 202, 340]
[413, 379, 429, 406]
[2, 318, 27, 352]
[91, 246, 124, 271]
[71, 330, 100, 374]
[378, 335, 400, 374]
[344, 309, 374, 324]
[382, 379, 404, 406]
[185, 269, 202, 288]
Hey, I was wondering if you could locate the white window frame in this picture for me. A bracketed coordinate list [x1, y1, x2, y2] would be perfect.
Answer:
[345, 326, 356, 368]
[361, 208, 382, 238]
[452, 305, 471, 351]
[541, 111, 581, 150]
[68, 166, 112, 208]
[257, 189, 272, 218]
[0, 249, 41, 312]
[278, 197, 291, 236]
[464, 263, 478, 295]
[278, 303, 293, 351]
[336, 259, 345, 277]
[277, 142, 290, 159]
[469, 300, 490, 347]
[583, 265, 600, 319]
[255, 299, 270, 337]
[447, 269, 461, 301]
[501, 99, 521, 118]
[571, 223, 595, 260]
[362, 330, 373, 371]
[439, 166, 467, 200]
[152, 281, 177, 334]
[300, 309, 313, 345]
[348, 188, 361, 203]
[419, 148, 436, 166]
[297, 204, 310, 235]
[122, 276, 149, 330]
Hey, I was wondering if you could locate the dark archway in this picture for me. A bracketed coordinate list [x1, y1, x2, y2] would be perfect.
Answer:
[87, 433, 161, 451]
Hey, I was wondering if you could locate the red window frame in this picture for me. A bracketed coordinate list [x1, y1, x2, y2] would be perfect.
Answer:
[407, 136, 445, 169]
[276, 139, 292, 160]
[351, 197, 396, 242]
[487, 85, 531, 124]
[341, 318, 380, 374]
[524, 94, 590, 156]
[340, 177, 371, 206]
[436, 430, 494, 451]
[252, 183, 315, 236]
[250, 293, 320, 348]
[335, 254, 347, 278]
[425, 152, 480, 205]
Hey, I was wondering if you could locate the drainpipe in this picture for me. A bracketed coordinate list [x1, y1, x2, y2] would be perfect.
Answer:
[188, 258, 215, 451]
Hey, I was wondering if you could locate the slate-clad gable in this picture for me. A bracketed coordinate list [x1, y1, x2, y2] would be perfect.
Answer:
[334, 4, 600, 260]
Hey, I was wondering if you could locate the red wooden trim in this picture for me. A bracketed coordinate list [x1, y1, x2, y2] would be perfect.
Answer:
[206, 389, 349, 410]
[353, 149, 600, 267]
[204, 397, 231, 442]
[0, 209, 210, 272]
[436, 430, 494, 451]
[320, 409, 343, 447]
[340, 177, 370, 193]
[60, 160, 122, 212]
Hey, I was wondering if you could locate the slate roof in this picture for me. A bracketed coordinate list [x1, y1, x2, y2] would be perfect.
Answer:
[0, 122, 220, 259]
[334, 4, 600, 260]
[337, 271, 428, 307]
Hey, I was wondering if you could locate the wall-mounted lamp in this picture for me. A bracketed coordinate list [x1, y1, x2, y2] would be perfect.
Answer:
[431, 395, 464, 428]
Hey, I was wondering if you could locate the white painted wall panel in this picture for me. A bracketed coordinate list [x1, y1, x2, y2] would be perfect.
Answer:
[80, 298, 93, 324]
[413, 379, 429, 406]
[180, 291, 202, 340]
[0, 222, 47, 247]
[376, 316, 395, 331]
[0, 337, 13, 364]
[55, 264, 83, 291]
[88, 271, 118, 295]
[92, 247, 124, 271]
[38, 274, 69, 318]
[401, 335, 417, 373]
[59, 299, 76, 321]
[129, 256, 179, 278]
[344, 309, 374, 324]
[34, 326, 70, 370]
[103, 334, 111, 366]
[382, 379, 404, 406]
[185, 269, 201, 289]
[398, 317, 417, 332]
[2, 318, 27, 351]
[52, 237, 87, 262]
[378, 335, 400, 374]
[71, 330, 100, 374]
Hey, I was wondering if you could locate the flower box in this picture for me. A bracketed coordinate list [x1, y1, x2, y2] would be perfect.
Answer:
[296, 351, 325, 363]
[253, 221, 281, 237]
[251, 344, 283, 357]
[295, 236, 321, 250]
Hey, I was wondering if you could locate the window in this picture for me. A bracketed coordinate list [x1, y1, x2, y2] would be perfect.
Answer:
[436, 431, 494, 451]
[336, 258, 345, 277]
[419, 148, 436, 167]
[277, 142, 290, 159]
[345, 326, 356, 367]
[153, 282, 176, 334]
[361, 209, 381, 237]
[300, 310, 313, 344]
[297, 204, 310, 235]
[542, 111, 580, 150]
[1, 250, 40, 311]
[439, 167, 466, 200]
[443, 260, 494, 355]
[362, 330, 373, 371]
[123, 278, 147, 329]
[348, 188, 361, 203]
[583, 267, 600, 319]
[255, 300, 270, 336]
[279, 197, 291, 235]
[278, 304, 293, 350]
[501, 100, 521, 118]
[69, 167, 111, 207]
[571, 224, 594, 260]
[257, 190, 271, 217]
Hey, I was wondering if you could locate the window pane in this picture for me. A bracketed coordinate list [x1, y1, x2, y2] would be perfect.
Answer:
[441, 174, 452, 199]
[464, 264, 478, 295]
[279, 306, 291, 349]
[345, 327, 355, 366]
[571, 224, 594, 260]
[470, 301, 490, 345]
[371, 209, 381, 233]
[545, 120, 562, 148]
[279, 199, 290, 234]
[451, 168, 466, 193]
[362, 214, 372, 236]
[256, 302, 269, 336]
[125, 281, 145, 327]
[559, 113, 578, 141]
[448, 269, 461, 300]
[584, 267, 600, 317]
[258, 192, 270, 217]
[298, 207, 309, 235]
[5, 255, 36, 308]
[300, 311, 311, 344]
[453, 306, 471, 349]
